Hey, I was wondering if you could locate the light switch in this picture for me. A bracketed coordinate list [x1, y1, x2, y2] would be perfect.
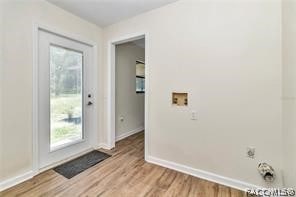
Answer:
[191, 110, 197, 120]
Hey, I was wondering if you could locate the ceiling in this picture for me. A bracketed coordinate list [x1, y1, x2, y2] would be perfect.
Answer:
[47, 0, 178, 27]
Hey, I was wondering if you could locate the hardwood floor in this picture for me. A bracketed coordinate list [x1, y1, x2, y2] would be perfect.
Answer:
[1, 132, 246, 197]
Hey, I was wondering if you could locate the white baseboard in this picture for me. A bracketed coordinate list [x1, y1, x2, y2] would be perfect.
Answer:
[97, 143, 113, 150]
[0, 147, 95, 192]
[116, 126, 144, 142]
[0, 170, 34, 192]
[146, 155, 260, 191]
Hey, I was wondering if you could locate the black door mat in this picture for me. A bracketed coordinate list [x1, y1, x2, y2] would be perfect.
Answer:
[53, 150, 111, 179]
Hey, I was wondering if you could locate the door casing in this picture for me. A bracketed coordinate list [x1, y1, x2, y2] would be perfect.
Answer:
[107, 32, 150, 161]
[32, 23, 99, 174]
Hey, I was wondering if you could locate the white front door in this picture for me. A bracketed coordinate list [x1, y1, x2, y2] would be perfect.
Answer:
[38, 29, 96, 169]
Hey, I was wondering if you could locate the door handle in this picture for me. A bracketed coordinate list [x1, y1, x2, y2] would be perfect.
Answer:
[87, 101, 93, 106]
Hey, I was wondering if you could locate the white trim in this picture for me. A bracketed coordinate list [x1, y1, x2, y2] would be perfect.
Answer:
[0, 171, 34, 192]
[96, 143, 113, 150]
[146, 155, 260, 191]
[32, 23, 39, 176]
[107, 32, 150, 160]
[34, 23, 98, 47]
[144, 34, 150, 161]
[116, 126, 144, 142]
[32, 22, 99, 175]
[108, 43, 116, 148]
[92, 40, 99, 151]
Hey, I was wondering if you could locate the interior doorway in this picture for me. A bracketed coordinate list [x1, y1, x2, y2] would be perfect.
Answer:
[108, 34, 148, 159]
[115, 38, 145, 142]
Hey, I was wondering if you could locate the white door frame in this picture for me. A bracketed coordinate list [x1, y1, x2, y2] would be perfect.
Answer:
[32, 23, 99, 174]
[107, 32, 149, 160]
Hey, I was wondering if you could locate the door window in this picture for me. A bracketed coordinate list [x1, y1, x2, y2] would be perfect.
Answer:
[50, 45, 83, 150]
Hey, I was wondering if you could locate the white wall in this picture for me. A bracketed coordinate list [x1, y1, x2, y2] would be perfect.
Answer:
[103, 0, 283, 187]
[282, 0, 296, 188]
[115, 42, 145, 140]
[0, 0, 103, 183]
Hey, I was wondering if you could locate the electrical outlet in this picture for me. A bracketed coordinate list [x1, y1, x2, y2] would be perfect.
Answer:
[247, 147, 255, 159]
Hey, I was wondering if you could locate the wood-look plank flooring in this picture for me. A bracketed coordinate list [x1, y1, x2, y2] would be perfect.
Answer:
[1, 132, 246, 197]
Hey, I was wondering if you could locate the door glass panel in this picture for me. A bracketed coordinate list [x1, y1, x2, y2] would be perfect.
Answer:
[50, 45, 83, 150]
